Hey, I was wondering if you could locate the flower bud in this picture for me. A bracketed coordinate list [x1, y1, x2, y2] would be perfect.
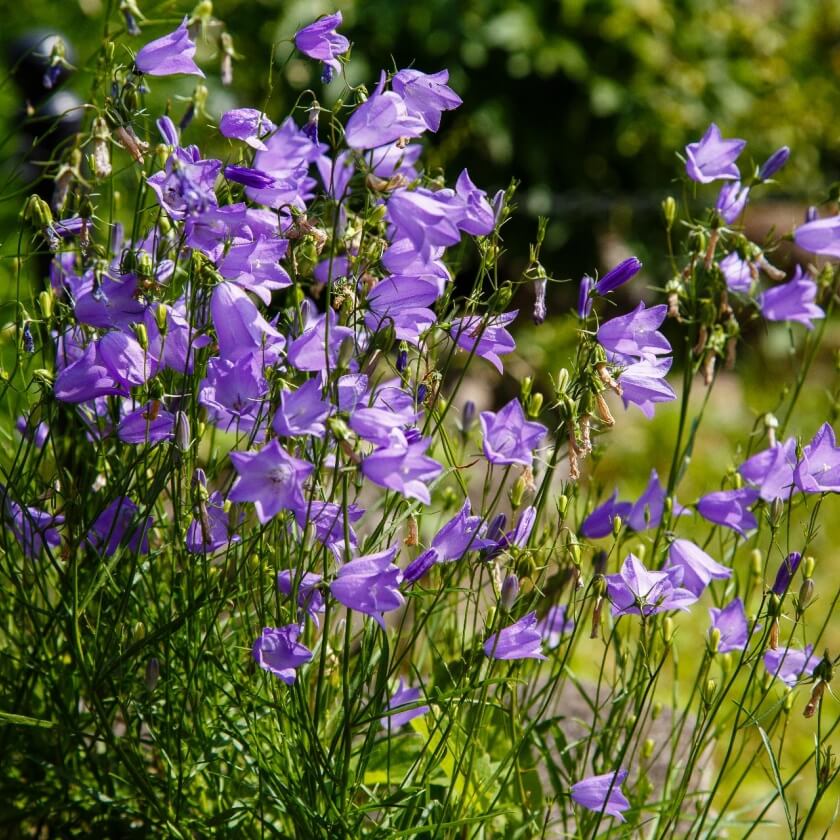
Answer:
[720, 652, 734, 676]
[783, 689, 795, 713]
[708, 627, 721, 654]
[38, 290, 53, 320]
[642, 738, 654, 759]
[612, 515, 623, 537]
[758, 146, 790, 181]
[750, 548, 763, 578]
[772, 551, 802, 596]
[500, 574, 520, 611]
[652, 701, 662, 721]
[557, 494, 568, 516]
[662, 196, 676, 230]
[145, 657, 160, 692]
[460, 400, 476, 436]
[702, 679, 717, 706]
[763, 412, 779, 446]
[554, 368, 570, 395]
[132, 322, 149, 352]
[803, 555, 815, 578]
[509, 474, 527, 509]
[527, 392, 543, 418]
[521, 376, 533, 400]
[769, 497, 784, 527]
[133, 621, 146, 641]
[797, 578, 815, 614]
[662, 616, 674, 646]
[175, 412, 191, 452]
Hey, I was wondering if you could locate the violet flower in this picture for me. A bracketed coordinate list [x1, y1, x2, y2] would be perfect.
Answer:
[596, 303, 671, 364]
[758, 146, 790, 181]
[330, 547, 405, 628]
[718, 252, 753, 293]
[709, 598, 751, 653]
[88, 497, 152, 556]
[480, 398, 547, 466]
[684, 123, 745, 183]
[793, 214, 840, 258]
[537, 605, 575, 649]
[577, 275, 594, 318]
[794, 422, 840, 493]
[252, 625, 313, 684]
[224, 164, 276, 190]
[764, 644, 818, 687]
[618, 357, 676, 418]
[771, 551, 802, 596]
[295, 501, 364, 561]
[117, 403, 175, 446]
[483, 611, 546, 661]
[392, 69, 462, 132]
[606, 554, 697, 617]
[273, 378, 330, 439]
[580, 490, 631, 539]
[4, 496, 63, 558]
[228, 440, 313, 524]
[186, 491, 241, 555]
[218, 108, 277, 151]
[381, 680, 429, 729]
[277, 570, 324, 626]
[293, 11, 350, 82]
[758, 267, 824, 330]
[571, 769, 631, 822]
[696, 488, 759, 537]
[716, 180, 749, 223]
[135, 17, 204, 77]
[344, 72, 427, 150]
[666, 539, 732, 598]
[361, 429, 442, 505]
[738, 438, 798, 501]
[450, 310, 517, 374]
[595, 257, 642, 295]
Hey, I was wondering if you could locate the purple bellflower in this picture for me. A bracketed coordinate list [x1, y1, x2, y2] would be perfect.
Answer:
[211, 282, 284, 363]
[330, 547, 405, 628]
[117, 403, 176, 446]
[758, 267, 824, 330]
[738, 438, 798, 501]
[716, 180, 749, 223]
[483, 611, 546, 661]
[450, 310, 517, 374]
[793, 214, 840, 258]
[594, 257, 643, 295]
[571, 769, 631, 823]
[219, 108, 277, 151]
[88, 497, 152, 557]
[296, 501, 364, 561]
[135, 17, 204, 77]
[758, 146, 790, 180]
[294, 12, 350, 82]
[480, 398, 546, 466]
[666, 539, 732, 598]
[764, 644, 818, 687]
[537, 605, 575, 649]
[277, 570, 324, 627]
[345, 73, 428, 150]
[4, 496, 63, 558]
[228, 440, 313, 524]
[186, 490, 241, 555]
[252, 625, 313, 684]
[718, 252, 753, 293]
[606, 554, 697, 617]
[381, 680, 429, 729]
[794, 422, 840, 493]
[580, 490, 632, 539]
[771, 552, 802, 596]
[273, 378, 330, 439]
[618, 357, 676, 418]
[697, 488, 759, 537]
[709, 598, 751, 653]
[685, 123, 745, 183]
[597, 303, 671, 364]
[577, 275, 594, 318]
[392, 69, 462, 132]
[361, 429, 442, 504]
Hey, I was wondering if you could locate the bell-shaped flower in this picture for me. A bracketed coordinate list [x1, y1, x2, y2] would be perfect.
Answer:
[597, 303, 671, 364]
[571, 770, 631, 822]
[480, 398, 546, 466]
[252, 625, 313, 684]
[330, 547, 405, 628]
[380, 680, 429, 729]
[273, 378, 330, 439]
[666, 539, 732, 598]
[361, 429, 442, 505]
[483, 611, 546, 660]
[537, 605, 575, 649]
[684, 123, 745, 183]
[697, 488, 759, 537]
[135, 17, 204, 77]
[345, 73, 427, 150]
[738, 438, 798, 501]
[450, 310, 517, 374]
[88, 497, 152, 557]
[708, 598, 752, 653]
[793, 214, 840, 258]
[219, 108, 277, 150]
[618, 357, 676, 418]
[764, 644, 818, 687]
[794, 422, 840, 493]
[392, 68, 462, 132]
[758, 267, 824, 330]
[293, 12, 350, 82]
[606, 554, 697, 617]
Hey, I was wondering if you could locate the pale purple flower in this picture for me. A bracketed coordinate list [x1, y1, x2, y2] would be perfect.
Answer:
[571, 769, 630, 822]
[597, 303, 671, 364]
[758, 267, 824, 329]
[224, 164, 275, 190]
[618, 357, 676, 418]
[287, 308, 354, 372]
[330, 547, 405, 628]
[537, 605, 575, 649]
[625, 469, 668, 532]
[450, 310, 517, 374]
[738, 438, 798, 501]
[606, 554, 697, 617]
[697, 488, 759, 537]
[217, 237, 292, 305]
[228, 440, 313, 524]
[296, 501, 364, 561]
[685, 123, 745, 183]
[716, 180, 749, 223]
[794, 214, 840, 258]
[211, 282, 284, 363]
[577, 275, 594, 318]
[709, 598, 750, 653]
[273, 378, 330, 439]
[4, 495, 63, 558]
[486, 505, 537, 557]
[294, 11, 350, 82]
[219, 108, 277, 151]
[361, 429, 442, 505]
[381, 679, 429, 729]
[16, 415, 49, 449]
[580, 490, 631, 539]
[794, 422, 840, 493]
[595, 257, 642, 295]
[135, 17, 204, 77]
[252, 625, 313, 684]
[345, 73, 427, 150]
[392, 68, 462, 132]
[480, 398, 546, 466]
[453, 169, 496, 236]
[117, 403, 175, 446]
[277, 570, 324, 626]
[718, 252, 753, 293]
[483, 611, 546, 660]
[764, 644, 818, 687]
[186, 491, 241, 554]
[666, 539, 732, 598]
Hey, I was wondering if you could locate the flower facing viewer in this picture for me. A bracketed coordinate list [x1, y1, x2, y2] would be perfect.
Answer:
[480, 398, 546, 466]
[684, 123, 745, 183]
[252, 625, 313, 684]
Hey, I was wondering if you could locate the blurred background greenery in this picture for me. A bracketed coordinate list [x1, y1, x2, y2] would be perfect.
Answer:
[0, 0, 838, 834]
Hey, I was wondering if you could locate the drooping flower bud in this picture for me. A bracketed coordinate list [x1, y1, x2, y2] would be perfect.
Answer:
[662, 196, 676, 230]
[758, 146, 790, 181]
[500, 574, 520, 611]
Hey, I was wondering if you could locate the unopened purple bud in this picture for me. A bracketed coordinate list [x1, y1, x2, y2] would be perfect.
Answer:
[123, 8, 141, 37]
[22, 322, 35, 353]
[772, 551, 802, 596]
[805, 206, 818, 223]
[595, 257, 642, 296]
[758, 146, 790, 181]
[396, 346, 408, 373]
[485, 513, 507, 544]
[500, 573, 520, 610]
[461, 400, 476, 434]
[145, 657, 160, 691]
[417, 384, 428, 403]
[224, 165, 275, 190]
[303, 106, 320, 143]
[156, 116, 179, 146]
[321, 65, 334, 84]
[533, 278, 547, 325]
[175, 411, 191, 452]
[577, 275, 594, 318]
